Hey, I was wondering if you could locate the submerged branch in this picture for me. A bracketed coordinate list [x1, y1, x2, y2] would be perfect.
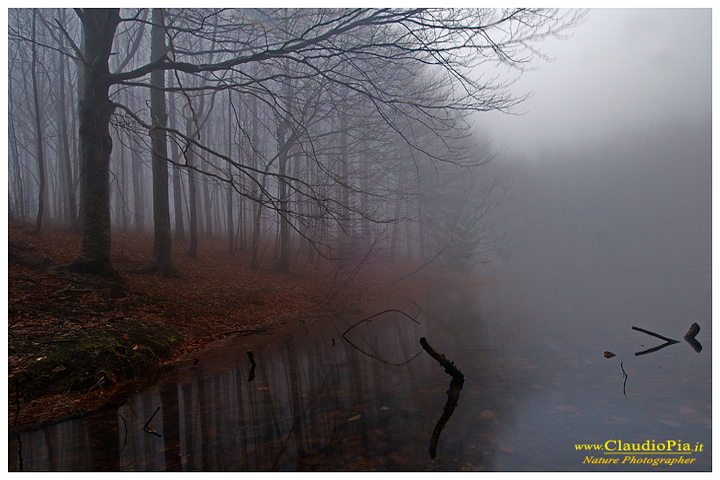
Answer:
[342, 309, 422, 366]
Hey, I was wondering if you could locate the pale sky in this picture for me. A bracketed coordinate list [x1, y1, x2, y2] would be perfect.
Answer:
[475, 8, 713, 160]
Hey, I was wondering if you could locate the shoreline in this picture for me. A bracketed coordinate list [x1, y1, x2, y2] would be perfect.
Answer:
[8, 221, 483, 429]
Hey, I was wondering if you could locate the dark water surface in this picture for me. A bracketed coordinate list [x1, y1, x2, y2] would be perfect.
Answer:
[8, 270, 711, 471]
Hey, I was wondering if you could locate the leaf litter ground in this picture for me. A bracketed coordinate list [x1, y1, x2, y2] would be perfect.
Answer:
[7, 221, 478, 429]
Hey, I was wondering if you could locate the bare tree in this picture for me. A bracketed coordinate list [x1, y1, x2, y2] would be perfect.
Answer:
[11, 8, 583, 278]
[29, 9, 47, 234]
[140, 8, 178, 277]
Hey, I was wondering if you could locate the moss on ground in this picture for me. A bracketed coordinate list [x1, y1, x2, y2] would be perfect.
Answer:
[14, 319, 183, 401]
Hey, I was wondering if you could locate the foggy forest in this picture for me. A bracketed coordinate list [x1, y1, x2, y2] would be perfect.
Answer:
[7, 7, 712, 472]
[8, 8, 583, 276]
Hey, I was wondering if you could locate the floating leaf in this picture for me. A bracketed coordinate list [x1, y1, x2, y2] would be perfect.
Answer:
[604, 351, 616, 358]
[480, 409, 495, 419]
[380, 406, 390, 411]
[348, 414, 362, 421]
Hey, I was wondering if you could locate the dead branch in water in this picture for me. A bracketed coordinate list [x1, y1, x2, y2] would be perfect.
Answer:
[683, 322, 700, 340]
[420, 337, 465, 458]
[142, 406, 162, 437]
[429, 376, 464, 458]
[420, 337, 465, 380]
[631, 326, 679, 344]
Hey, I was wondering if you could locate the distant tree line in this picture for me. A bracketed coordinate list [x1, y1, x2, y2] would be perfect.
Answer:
[8, 8, 582, 278]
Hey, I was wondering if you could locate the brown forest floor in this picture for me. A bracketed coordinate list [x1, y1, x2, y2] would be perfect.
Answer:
[7, 220, 482, 429]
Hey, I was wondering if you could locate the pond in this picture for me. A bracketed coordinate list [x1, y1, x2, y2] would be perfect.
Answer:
[8, 269, 711, 471]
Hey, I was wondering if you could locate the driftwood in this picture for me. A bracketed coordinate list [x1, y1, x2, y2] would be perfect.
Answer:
[684, 322, 700, 340]
[420, 337, 464, 380]
[632, 324, 702, 355]
[684, 324, 702, 353]
[631, 326, 679, 344]
[635, 342, 675, 357]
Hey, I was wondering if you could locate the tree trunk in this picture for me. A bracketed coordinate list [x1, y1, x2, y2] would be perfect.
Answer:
[186, 115, 198, 258]
[70, 10, 86, 236]
[57, 9, 77, 228]
[66, 8, 121, 278]
[251, 201, 263, 269]
[276, 116, 291, 273]
[30, 9, 46, 234]
[118, 138, 128, 231]
[8, 74, 25, 222]
[142, 8, 178, 277]
[226, 91, 235, 256]
[249, 80, 261, 268]
[168, 77, 185, 241]
[202, 157, 213, 237]
[337, 117, 351, 268]
[131, 147, 146, 233]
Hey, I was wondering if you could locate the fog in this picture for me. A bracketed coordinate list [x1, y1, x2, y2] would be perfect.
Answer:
[480, 8, 712, 276]
[5, 8, 711, 278]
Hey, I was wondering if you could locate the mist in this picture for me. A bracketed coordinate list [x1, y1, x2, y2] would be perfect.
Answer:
[481, 8, 712, 278]
[6, 8, 713, 472]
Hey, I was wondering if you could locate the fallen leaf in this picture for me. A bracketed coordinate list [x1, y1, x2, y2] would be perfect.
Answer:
[380, 406, 390, 411]
[480, 409, 495, 419]
[604, 351, 616, 358]
[348, 414, 362, 421]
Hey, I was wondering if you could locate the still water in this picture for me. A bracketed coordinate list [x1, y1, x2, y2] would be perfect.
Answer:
[8, 270, 711, 471]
